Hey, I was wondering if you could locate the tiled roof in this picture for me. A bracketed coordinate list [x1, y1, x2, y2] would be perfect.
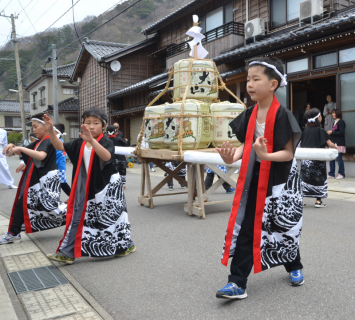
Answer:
[0, 127, 23, 131]
[0, 100, 30, 113]
[142, 0, 210, 35]
[58, 97, 79, 112]
[43, 63, 76, 77]
[107, 72, 169, 99]
[112, 105, 146, 116]
[82, 38, 129, 61]
[215, 8, 355, 63]
[103, 36, 158, 61]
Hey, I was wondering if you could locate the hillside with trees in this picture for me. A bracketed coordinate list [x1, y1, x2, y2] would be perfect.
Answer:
[0, 0, 190, 100]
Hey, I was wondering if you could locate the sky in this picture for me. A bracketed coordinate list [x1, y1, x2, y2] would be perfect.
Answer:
[0, 0, 126, 46]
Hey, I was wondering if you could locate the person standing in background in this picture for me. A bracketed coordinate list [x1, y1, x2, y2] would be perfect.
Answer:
[298, 103, 311, 131]
[323, 95, 336, 132]
[327, 109, 346, 180]
[0, 129, 17, 189]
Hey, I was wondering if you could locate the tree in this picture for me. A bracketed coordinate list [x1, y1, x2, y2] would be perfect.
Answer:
[128, 0, 155, 19]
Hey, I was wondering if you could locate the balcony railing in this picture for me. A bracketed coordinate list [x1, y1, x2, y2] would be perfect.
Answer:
[166, 21, 244, 58]
[39, 98, 46, 106]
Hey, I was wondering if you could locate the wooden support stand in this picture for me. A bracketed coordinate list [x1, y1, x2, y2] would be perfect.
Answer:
[184, 164, 237, 219]
[138, 149, 238, 219]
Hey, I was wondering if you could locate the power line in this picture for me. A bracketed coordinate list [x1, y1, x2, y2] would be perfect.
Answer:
[22, 0, 81, 37]
[17, 0, 42, 28]
[72, 0, 81, 45]
[18, 0, 35, 15]
[1, 0, 12, 13]
[57, 0, 143, 58]
[18, 0, 37, 34]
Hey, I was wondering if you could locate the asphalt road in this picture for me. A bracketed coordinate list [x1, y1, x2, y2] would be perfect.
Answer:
[1, 156, 354, 320]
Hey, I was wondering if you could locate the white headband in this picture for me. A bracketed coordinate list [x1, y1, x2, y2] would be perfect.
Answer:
[308, 113, 321, 123]
[107, 131, 115, 135]
[31, 118, 45, 124]
[249, 61, 288, 87]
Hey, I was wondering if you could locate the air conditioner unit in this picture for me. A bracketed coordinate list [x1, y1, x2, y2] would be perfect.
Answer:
[300, 0, 323, 22]
[245, 18, 265, 40]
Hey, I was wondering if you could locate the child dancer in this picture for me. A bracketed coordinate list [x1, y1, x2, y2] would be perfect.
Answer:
[53, 123, 71, 197]
[107, 125, 127, 187]
[216, 57, 303, 300]
[44, 108, 134, 265]
[300, 109, 337, 208]
[0, 113, 66, 244]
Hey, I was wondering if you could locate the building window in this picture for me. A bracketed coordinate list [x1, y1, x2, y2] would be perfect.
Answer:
[340, 72, 355, 147]
[287, 58, 309, 74]
[5, 116, 21, 127]
[339, 47, 355, 64]
[201, 2, 233, 33]
[63, 88, 74, 95]
[313, 52, 337, 69]
[271, 0, 303, 28]
[69, 121, 79, 140]
[206, 7, 224, 32]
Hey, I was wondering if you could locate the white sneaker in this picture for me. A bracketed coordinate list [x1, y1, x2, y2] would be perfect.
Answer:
[327, 175, 334, 179]
[0, 232, 21, 245]
[336, 174, 344, 180]
[8, 185, 18, 189]
[151, 168, 155, 172]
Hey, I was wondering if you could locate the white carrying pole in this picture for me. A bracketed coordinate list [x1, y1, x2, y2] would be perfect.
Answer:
[115, 148, 338, 167]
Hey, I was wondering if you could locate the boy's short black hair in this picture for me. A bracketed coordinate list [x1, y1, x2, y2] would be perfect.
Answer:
[31, 112, 47, 122]
[305, 108, 322, 128]
[246, 57, 284, 91]
[54, 123, 65, 134]
[106, 125, 117, 135]
[81, 107, 108, 126]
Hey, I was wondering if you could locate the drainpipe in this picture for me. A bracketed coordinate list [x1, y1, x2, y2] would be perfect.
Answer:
[329, 0, 333, 14]
[246, 0, 249, 22]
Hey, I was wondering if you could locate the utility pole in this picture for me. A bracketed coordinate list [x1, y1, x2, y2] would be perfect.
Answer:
[52, 44, 58, 123]
[0, 13, 27, 140]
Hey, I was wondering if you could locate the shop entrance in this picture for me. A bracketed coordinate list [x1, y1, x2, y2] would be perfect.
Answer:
[291, 75, 336, 124]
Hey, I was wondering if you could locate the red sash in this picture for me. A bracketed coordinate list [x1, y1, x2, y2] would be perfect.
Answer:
[221, 96, 280, 273]
[9, 136, 49, 234]
[57, 133, 104, 258]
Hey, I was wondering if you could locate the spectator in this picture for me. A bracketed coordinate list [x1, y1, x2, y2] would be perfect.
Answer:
[323, 95, 336, 132]
[113, 122, 124, 139]
[327, 109, 346, 179]
[298, 103, 311, 131]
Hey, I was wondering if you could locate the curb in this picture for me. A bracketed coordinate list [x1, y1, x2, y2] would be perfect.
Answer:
[0, 211, 114, 320]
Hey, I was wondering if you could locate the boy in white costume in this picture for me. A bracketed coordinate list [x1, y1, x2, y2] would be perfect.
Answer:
[0, 129, 17, 189]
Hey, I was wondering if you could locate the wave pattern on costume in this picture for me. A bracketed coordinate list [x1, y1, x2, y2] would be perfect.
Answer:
[27, 170, 67, 232]
[115, 159, 127, 184]
[300, 160, 328, 198]
[81, 173, 131, 257]
[260, 160, 303, 269]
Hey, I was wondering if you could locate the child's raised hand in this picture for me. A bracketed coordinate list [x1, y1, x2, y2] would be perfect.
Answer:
[16, 163, 25, 173]
[43, 114, 54, 132]
[216, 141, 237, 164]
[2, 143, 15, 155]
[253, 137, 269, 160]
[79, 124, 93, 142]
[7, 146, 19, 157]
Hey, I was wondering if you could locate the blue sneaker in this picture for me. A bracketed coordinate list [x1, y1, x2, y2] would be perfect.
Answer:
[0, 232, 21, 245]
[226, 187, 236, 194]
[289, 270, 304, 286]
[216, 282, 247, 299]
